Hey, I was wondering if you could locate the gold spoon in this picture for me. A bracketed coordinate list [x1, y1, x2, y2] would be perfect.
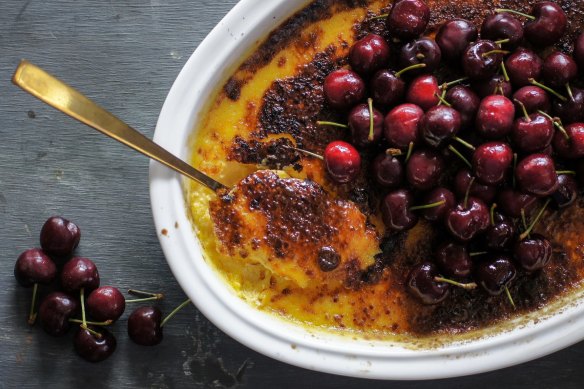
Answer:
[11, 60, 227, 192]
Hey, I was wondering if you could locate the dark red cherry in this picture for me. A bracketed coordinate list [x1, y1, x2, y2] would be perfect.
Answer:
[406, 75, 440, 111]
[497, 189, 539, 218]
[462, 40, 505, 80]
[512, 86, 551, 113]
[553, 123, 584, 159]
[324, 141, 361, 184]
[436, 19, 478, 63]
[574, 33, 584, 71]
[40, 216, 80, 257]
[542, 51, 578, 88]
[14, 248, 56, 287]
[453, 168, 497, 204]
[61, 257, 100, 293]
[323, 69, 365, 110]
[372, 153, 403, 188]
[511, 112, 554, 153]
[553, 87, 584, 125]
[551, 174, 578, 208]
[505, 48, 543, 87]
[406, 262, 450, 304]
[399, 38, 441, 74]
[386, 0, 430, 40]
[38, 292, 79, 336]
[348, 103, 383, 148]
[486, 212, 517, 251]
[474, 255, 516, 295]
[381, 189, 418, 231]
[86, 286, 126, 322]
[128, 306, 163, 346]
[370, 70, 405, 108]
[384, 103, 423, 148]
[516, 154, 558, 196]
[74, 326, 117, 362]
[472, 74, 513, 98]
[435, 242, 472, 278]
[445, 85, 480, 130]
[446, 197, 490, 242]
[406, 149, 444, 190]
[349, 34, 390, 76]
[472, 142, 513, 185]
[421, 187, 455, 221]
[481, 13, 524, 48]
[476, 95, 515, 139]
[524, 2, 567, 47]
[420, 105, 461, 148]
[514, 234, 553, 272]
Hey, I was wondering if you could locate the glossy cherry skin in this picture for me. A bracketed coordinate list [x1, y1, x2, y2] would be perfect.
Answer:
[384, 103, 423, 148]
[511, 112, 554, 153]
[542, 51, 578, 88]
[481, 13, 523, 48]
[473, 74, 513, 99]
[386, 0, 430, 40]
[553, 87, 584, 125]
[406, 149, 444, 190]
[128, 306, 163, 346]
[14, 248, 56, 287]
[406, 75, 440, 111]
[486, 213, 517, 251]
[474, 255, 516, 296]
[574, 33, 584, 71]
[524, 2, 567, 47]
[372, 153, 404, 188]
[370, 70, 405, 108]
[323, 69, 365, 110]
[516, 154, 559, 197]
[421, 187, 455, 222]
[324, 141, 361, 184]
[436, 19, 478, 62]
[40, 216, 81, 257]
[476, 95, 515, 139]
[497, 189, 538, 218]
[512, 86, 550, 113]
[435, 242, 472, 278]
[406, 262, 450, 305]
[453, 168, 497, 204]
[420, 105, 461, 148]
[445, 86, 480, 130]
[472, 142, 513, 185]
[462, 40, 505, 80]
[348, 103, 383, 148]
[381, 189, 418, 231]
[38, 292, 79, 336]
[504, 48, 542, 87]
[74, 327, 117, 362]
[446, 197, 490, 242]
[349, 34, 390, 76]
[61, 257, 100, 293]
[552, 174, 578, 208]
[552, 123, 584, 158]
[399, 38, 441, 74]
[514, 234, 553, 272]
[86, 286, 126, 322]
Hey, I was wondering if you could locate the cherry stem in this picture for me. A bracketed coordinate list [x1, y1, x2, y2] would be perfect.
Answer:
[83, 326, 103, 339]
[520, 199, 551, 240]
[386, 148, 403, 156]
[443, 77, 469, 89]
[405, 142, 414, 163]
[28, 283, 38, 325]
[448, 145, 472, 169]
[160, 298, 191, 328]
[495, 8, 536, 20]
[80, 288, 87, 330]
[435, 91, 451, 107]
[495, 38, 511, 46]
[367, 98, 375, 142]
[371, 13, 388, 20]
[470, 251, 488, 257]
[514, 99, 530, 121]
[410, 200, 446, 211]
[529, 78, 567, 101]
[464, 176, 475, 209]
[416, 53, 425, 60]
[453, 136, 475, 150]
[293, 147, 324, 161]
[521, 208, 529, 232]
[69, 318, 113, 326]
[501, 62, 510, 82]
[504, 286, 516, 309]
[128, 289, 165, 299]
[395, 63, 426, 78]
[126, 296, 164, 303]
[557, 170, 576, 175]
[316, 121, 348, 129]
[566, 83, 574, 100]
[490, 203, 498, 226]
[494, 82, 504, 96]
[434, 277, 478, 290]
[482, 49, 510, 58]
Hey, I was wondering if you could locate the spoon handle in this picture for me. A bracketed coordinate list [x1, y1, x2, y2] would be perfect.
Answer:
[12, 60, 226, 192]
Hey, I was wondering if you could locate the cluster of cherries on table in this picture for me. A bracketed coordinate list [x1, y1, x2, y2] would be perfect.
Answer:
[14, 216, 190, 362]
[315, 0, 584, 305]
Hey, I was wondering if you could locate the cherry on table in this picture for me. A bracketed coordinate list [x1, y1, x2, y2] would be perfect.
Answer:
[128, 306, 163, 346]
[372, 152, 403, 188]
[445, 85, 480, 130]
[552, 122, 584, 158]
[74, 326, 117, 362]
[40, 216, 80, 258]
[474, 255, 517, 296]
[486, 212, 517, 251]
[86, 286, 126, 322]
[514, 234, 553, 272]
[348, 101, 383, 148]
[399, 38, 441, 74]
[405, 149, 444, 190]
[38, 292, 79, 336]
[497, 189, 539, 218]
[323, 69, 365, 110]
[516, 153, 559, 196]
[453, 168, 497, 204]
[511, 109, 554, 153]
[524, 2, 567, 47]
[420, 105, 461, 148]
[472, 142, 513, 185]
[435, 242, 472, 278]
[551, 174, 578, 208]
[349, 33, 390, 76]
[446, 197, 490, 242]
[324, 141, 361, 184]
[473, 74, 512, 98]
[512, 86, 550, 113]
[406, 75, 440, 111]
[462, 40, 506, 80]
[386, 0, 430, 40]
[383, 103, 423, 149]
[406, 262, 450, 305]
[420, 187, 455, 222]
[481, 13, 524, 48]
[476, 95, 515, 139]
[553, 87, 584, 124]
[505, 48, 542, 87]
[14, 248, 56, 287]
[542, 51, 578, 88]
[61, 257, 100, 293]
[436, 19, 478, 63]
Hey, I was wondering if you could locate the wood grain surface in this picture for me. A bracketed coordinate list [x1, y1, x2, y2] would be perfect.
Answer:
[1, 1, 584, 388]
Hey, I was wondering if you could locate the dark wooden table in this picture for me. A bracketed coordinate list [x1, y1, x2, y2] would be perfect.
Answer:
[2, 1, 584, 388]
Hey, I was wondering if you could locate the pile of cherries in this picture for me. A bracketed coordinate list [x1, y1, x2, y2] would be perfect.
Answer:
[14, 216, 190, 362]
[316, 0, 584, 305]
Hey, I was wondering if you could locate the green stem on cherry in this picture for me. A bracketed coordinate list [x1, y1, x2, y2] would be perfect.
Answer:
[495, 38, 511, 46]
[83, 326, 103, 338]
[80, 287, 87, 330]
[405, 142, 414, 163]
[128, 289, 165, 299]
[367, 98, 375, 142]
[28, 283, 38, 325]
[448, 145, 472, 169]
[470, 251, 488, 257]
[434, 277, 478, 290]
[453, 136, 475, 151]
[442, 77, 469, 90]
[69, 318, 113, 326]
[501, 62, 510, 82]
[529, 78, 567, 101]
[566, 83, 574, 100]
[410, 200, 446, 211]
[557, 170, 576, 175]
[521, 208, 529, 232]
[514, 99, 531, 121]
[316, 121, 348, 129]
[370, 13, 388, 20]
[416, 53, 426, 60]
[395, 63, 426, 78]
[519, 199, 551, 240]
[160, 298, 191, 328]
[504, 286, 516, 309]
[293, 147, 324, 161]
[435, 91, 452, 107]
[463, 176, 475, 209]
[490, 203, 498, 226]
[126, 296, 164, 303]
[482, 49, 510, 58]
[495, 8, 536, 20]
